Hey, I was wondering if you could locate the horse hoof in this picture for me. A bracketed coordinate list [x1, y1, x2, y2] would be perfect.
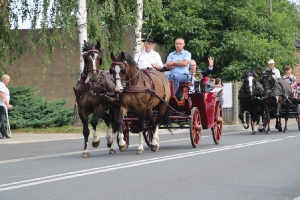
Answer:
[278, 127, 282, 132]
[109, 149, 116, 154]
[92, 140, 100, 148]
[151, 144, 159, 152]
[266, 131, 270, 135]
[107, 143, 112, 148]
[252, 131, 257, 135]
[259, 129, 264, 132]
[119, 145, 127, 152]
[82, 152, 90, 158]
[136, 149, 144, 154]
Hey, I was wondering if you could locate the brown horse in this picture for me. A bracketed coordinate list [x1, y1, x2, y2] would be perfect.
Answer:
[109, 52, 171, 154]
[260, 69, 293, 134]
[74, 40, 118, 157]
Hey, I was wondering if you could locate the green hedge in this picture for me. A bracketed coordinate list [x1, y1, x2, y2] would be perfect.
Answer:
[8, 86, 73, 129]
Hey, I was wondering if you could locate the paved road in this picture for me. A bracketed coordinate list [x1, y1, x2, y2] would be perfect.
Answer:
[0, 120, 299, 200]
[1, 118, 296, 144]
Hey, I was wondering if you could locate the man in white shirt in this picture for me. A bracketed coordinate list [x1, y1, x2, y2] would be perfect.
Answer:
[134, 37, 163, 70]
[268, 59, 281, 80]
[0, 75, 13, 139]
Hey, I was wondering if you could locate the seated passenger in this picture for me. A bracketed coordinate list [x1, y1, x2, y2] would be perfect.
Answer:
[282, 66, 297, 99]
[214, 78, 224, 107]
[189, 59, 214, 93]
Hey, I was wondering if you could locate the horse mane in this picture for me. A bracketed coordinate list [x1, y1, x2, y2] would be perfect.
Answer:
[241, 70, 256, 80]
[115, 52, 138, 69]
[82, 41, 104, 55]
[97, 69, 115, 92]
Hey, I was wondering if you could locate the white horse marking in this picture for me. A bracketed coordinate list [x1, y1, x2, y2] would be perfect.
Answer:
[259, 116, 263, 130]
[137, 132, 144, 151]
[92, 129, 99, 143]
[90, 54, 98, 75]
[114, 65, 123, 92]
[151, 125, 160, 146]
[248, 76, 254, 95]
[105, 126, 113, 144]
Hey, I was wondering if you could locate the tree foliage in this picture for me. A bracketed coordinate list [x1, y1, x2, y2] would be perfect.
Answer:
[2, 0, 300, 82]
[1, 0, 164, 72]
[144, 0, 300, 81]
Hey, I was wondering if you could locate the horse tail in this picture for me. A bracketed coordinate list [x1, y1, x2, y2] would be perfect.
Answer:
[162, 106, 173, 135]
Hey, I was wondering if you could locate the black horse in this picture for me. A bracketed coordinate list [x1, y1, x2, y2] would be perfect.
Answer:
[238, 70, 265, 134]
[260, 69, 293, 134]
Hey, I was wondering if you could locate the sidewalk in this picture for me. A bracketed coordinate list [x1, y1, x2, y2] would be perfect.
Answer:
[0, 119, 297, 144]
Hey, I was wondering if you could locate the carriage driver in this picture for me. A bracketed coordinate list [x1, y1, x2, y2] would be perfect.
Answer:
[268, 59, 281, 80]
[134, 37, 164, 69]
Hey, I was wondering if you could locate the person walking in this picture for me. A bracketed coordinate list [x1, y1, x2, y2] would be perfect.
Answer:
[0, 75, 13, 139]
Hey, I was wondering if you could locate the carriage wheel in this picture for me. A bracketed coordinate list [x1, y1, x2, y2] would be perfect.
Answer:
[143, 124, 153, 147]
[211, 99, 223, 145]
[190, 107, 202, 148]
[297, 104, 300, 131]
[117, 121, 129, 148]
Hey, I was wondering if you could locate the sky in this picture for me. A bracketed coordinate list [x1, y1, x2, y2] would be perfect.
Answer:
[289, 0, 299, 4]
[17, 0, 300, 29]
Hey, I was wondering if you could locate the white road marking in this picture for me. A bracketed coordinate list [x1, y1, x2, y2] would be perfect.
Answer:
[0, 139, 282, 191]
[0, 137, 212, 165]
[284, 135, 300, 138]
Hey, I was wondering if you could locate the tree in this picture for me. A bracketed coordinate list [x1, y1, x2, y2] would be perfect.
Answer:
[134, 0, 143, 57]
[144, 0, 300, 81]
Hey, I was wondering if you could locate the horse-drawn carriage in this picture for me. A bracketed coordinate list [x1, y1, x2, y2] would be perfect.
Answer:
[74, 41, 223, 157]
[238, 69, 300, 135]
[121, 69, 223, 148]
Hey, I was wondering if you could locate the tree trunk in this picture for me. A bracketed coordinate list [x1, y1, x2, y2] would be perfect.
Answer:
[133, 0, 143, 57]
[72, 0, 88, 126]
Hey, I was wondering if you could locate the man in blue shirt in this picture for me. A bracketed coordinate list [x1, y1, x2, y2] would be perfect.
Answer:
[154, 38, 191, 99]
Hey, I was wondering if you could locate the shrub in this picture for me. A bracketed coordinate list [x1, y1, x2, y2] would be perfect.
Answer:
[8, 86, 73, 129]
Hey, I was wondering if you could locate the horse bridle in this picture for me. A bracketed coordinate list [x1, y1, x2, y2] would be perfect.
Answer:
[111, 60, 140, 86]
[261, 73, 275, 94]
[83, 50, 102, 74]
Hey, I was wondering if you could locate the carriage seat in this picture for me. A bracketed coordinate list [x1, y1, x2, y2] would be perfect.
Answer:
[169, 80, 192, 98]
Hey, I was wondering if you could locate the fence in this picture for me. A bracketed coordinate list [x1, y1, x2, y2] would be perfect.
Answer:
[222, 82, 242, 125]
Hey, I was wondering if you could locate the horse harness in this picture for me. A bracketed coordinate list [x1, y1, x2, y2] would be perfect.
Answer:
[260, 74, 292, 104]
[111, 60, 167, 107]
